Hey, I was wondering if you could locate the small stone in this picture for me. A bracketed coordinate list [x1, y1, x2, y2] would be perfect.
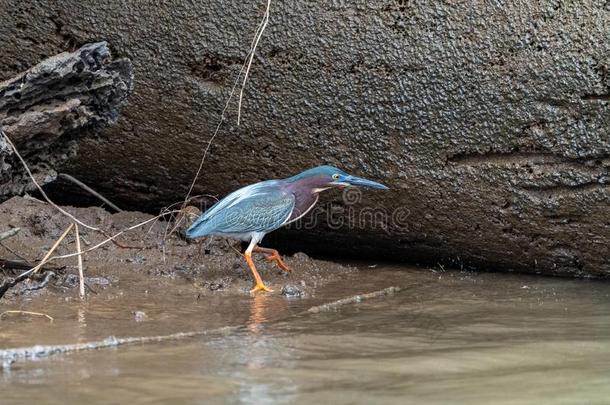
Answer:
[126, 255, 145, 264]
[281, 284, 305, 298]
[209, 282, 223, 291]
[174, 265, 189, 273]
[84, 276, 111, 286]
[132, 311, 148, 322]
[292, 252, 309, 261]
[62, 274, 80, 288]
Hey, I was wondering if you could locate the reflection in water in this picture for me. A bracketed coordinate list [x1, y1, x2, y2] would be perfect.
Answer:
[241, 294, 294, 404]
[247, 294, 271, 335]
[2, 267, 610, 404]
[76, 305, 87, 344]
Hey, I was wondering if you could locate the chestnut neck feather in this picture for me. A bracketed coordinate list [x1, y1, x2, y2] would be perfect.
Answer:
[284, 175, 329, 222]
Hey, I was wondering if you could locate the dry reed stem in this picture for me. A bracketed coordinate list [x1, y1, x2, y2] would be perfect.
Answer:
[74, 223, 85, 298]
[237, 0, 271, 126]
[31, 223, 74, 275]
[0, 310, 54, 322]
[58, 173, 122, 212]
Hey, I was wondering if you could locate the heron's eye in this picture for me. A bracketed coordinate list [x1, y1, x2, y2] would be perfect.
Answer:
[332, 173, 340, 180]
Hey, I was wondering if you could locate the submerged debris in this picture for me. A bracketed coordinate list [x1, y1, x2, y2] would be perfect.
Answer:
[307, 286, 402, 313]
[0, 327, 242, 370]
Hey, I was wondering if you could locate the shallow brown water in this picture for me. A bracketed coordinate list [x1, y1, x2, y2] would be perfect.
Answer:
[2, 264, 610, 404]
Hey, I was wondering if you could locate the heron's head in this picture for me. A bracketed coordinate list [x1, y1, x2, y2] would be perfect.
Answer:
[288, 165, 388, 191]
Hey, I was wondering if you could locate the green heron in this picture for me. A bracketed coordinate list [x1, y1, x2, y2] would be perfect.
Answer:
[186, 165, 388, 293]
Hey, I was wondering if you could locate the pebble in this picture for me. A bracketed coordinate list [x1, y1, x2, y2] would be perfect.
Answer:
[281, 284, 305, 298]
[132, 311, 148, 322]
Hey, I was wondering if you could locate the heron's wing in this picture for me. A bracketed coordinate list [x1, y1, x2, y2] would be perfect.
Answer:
[187, 181, 294, 236]
[190, 180, 278, 228]
[215, 192, 295, 234]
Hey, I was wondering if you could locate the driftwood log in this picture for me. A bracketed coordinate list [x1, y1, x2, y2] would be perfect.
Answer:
[0, 41, 132, 201]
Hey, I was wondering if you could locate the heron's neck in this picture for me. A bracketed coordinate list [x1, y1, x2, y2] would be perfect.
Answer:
[285, 176, 328, 193]
[284, 178, 324, 223]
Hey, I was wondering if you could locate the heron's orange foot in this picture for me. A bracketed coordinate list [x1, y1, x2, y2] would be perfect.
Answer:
[250, 283, 274, 294]
[264, 253, 291, 273]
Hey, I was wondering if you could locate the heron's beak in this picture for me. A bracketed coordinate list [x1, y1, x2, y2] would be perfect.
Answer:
[334, 174, 389, 190]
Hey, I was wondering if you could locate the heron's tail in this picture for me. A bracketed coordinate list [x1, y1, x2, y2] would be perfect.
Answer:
[186, 218, 209, 239]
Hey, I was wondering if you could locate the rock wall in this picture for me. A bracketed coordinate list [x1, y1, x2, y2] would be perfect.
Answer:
[0, 1, 608, 276]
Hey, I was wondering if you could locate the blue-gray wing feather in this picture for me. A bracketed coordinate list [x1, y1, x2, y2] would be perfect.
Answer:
[186, 180, 294, 237]
[215, 193, 295, 234]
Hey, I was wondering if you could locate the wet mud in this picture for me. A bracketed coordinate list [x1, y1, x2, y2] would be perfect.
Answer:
[0, 196, 385, 371]
[0, 196, 354, 303]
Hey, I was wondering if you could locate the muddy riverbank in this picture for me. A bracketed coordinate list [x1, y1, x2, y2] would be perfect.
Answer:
[0, 196, 354, 303]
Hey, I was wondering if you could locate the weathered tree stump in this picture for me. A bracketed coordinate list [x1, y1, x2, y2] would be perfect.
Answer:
[0, 42, 132, 201]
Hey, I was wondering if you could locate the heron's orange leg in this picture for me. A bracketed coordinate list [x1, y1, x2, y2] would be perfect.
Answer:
[245, 252, 273, 293]
[253, 246, 291, 273]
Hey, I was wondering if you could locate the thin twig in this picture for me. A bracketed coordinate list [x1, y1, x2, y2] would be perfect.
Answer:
[22, 194, 46, 204]
[0, 310, 54, 322]
[58, 173, 122, 212]
[181, 0, 273, 210]
[74, 223, 85, 299]
[0, 242, 30, 262]
[1, 129, 99, 232]
[50, 210, 180, 261]
[237, 0, 271, 126]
